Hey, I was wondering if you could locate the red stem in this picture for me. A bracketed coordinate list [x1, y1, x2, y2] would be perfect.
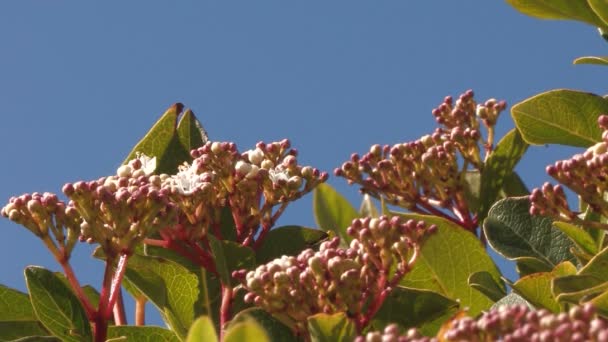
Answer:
[220, 285, 233, 340]
[57, 255, 96, 320]
[105, 254, 129, 319]
[113, 289, 127, 325]
[93, 259, 115, 342]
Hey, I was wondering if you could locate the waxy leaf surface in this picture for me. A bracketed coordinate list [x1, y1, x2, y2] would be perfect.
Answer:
[512, 89, 607, 147]
[0, 321, 53, 340]
[255, 225, 328, 265]
[307, 312, 356, 342]
[24, 266, 91, 342]
[107, 326, 180, 342]
[506, 0, 608, 29]
[231, 308, 301, 342]
[0, 285, 35, 321]
[313, 183, 358, 243]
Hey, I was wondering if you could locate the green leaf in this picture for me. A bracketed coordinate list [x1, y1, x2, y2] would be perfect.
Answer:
[208, 236, 255, 287]
[52, 272, 101, 310]
[24, 266, 91, 342]
[107, 326, 180, 342]
[511, 89, 607, 147]
[506, 0, 608, 29]
[501, 172, 529, 197]
[359, 194, 379, 218]
[372, 286, 459, 331]
[313, 183, 359, 243]
[553, 221, 598, 256]
[255, 225, 328, 265]
[589, 0, 608, 28]
[490, 292, 533, 309]
[123, 103, 191, 174]
[0, 285, 36, 321]
[397, 213, 502, 316]
[515, 256, 553, 277]
[177, 109, 209, 154]
[484, 197, 576, 269]
[307, 312, 356, 342]
[573, 56, 608, 66]
[224, 319, 270, 342]
[478, 129, 529, 222]
[0, 321, 53, 340]
[511, 261, 576, 312]
[218, 206, 238, 242]
[122, 253, 201, 339]
[462, 171, 481, 213]
[186, 316, 218, 342]
[468, 271, 507, 302]
[553, 274, 608, 304]
[230, 308, 301, 342]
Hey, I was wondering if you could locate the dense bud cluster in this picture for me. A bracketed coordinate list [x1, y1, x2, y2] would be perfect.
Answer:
[530, 115, 608, 224]
[165, 139, 328, 245]
[358, 304, 608, 342]
[63, 154, 176, 256]
[336, 91, 505, 231]
[234, 215, 436, 333]
[1, 192, 81, 258]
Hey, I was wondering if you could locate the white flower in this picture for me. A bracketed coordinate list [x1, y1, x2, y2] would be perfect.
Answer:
[136, 153, 157, 176]
[169, 162, 204, 195]
[268, 167, 290, 184]
[247, 148, 265, 165]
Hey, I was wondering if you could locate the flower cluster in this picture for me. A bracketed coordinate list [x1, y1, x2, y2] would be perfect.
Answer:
[357, 304, 608, 342]
[530, 115, 608, 225]
[163, 139, 328, 246]
[1, 192, 81, 258]
[234, 215, 436, 333]
[336, 90, 506, 232]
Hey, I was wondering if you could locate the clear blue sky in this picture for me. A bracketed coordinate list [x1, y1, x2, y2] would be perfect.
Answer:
[1, 2, 606, 326]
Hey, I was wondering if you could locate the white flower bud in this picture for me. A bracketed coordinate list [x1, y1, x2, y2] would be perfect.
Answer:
[248, 148, 265, 165]
[261, 159, 274, 170]
[235, 160, 252, 176]
[117, 165, 132, 178]
[211, 142, 221, 153]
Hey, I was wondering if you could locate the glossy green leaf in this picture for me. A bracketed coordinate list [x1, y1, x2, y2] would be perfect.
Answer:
[313, 183, 359, 243]
[506, 0, 608, 28]
[0, 321, 52, 340]
[122, 253, 200, 339]
[573, 56, 608, 66]
[589, 0, 608, 27]
[123, 103, 191, 174]
[515, 256, 553, 277]
[589, 288, 608, 317]
[224, 319, 270, 342]
[359, 194, 379, 218]
[177, 109, 209, 154]
[468, 271, 507, 302]
[208, 236, 255, 287]
[484, 197, 576, 269]
[52, 272, 101, 310]
[553, 221, 598, 256]
[373, 286, 459, 331]
[307, 312, 356, 342]
[186, 316, 218, 342]
[24, 266, 91, 342]
[512, 89, 607, 147]
[501, 172, 529, 197]
[478, 129, 529, 222]
[511, 261, 576, 312]
[578, 245, 608, 281]
[0, 285, 35, 321]
[231, 308, 300, 342]
[553, 274, 608, 304]
[107, 326, 180, 342]
[255, 225, 328, 265]
[398, 213, 502, 316]
[490, 292, 533, 309]
[463, 171, 481, 213]
[144, 246, 222, 327]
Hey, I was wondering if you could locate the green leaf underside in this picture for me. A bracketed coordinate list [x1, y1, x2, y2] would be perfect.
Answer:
[478, 129, 528, 222]
[511, 261, 576, 312]
[122, 253, 200, 339]
[512, 89, 607, 147]
[24, 267, 91, 342]
[589, 0, 608, 28]
[255, 226, 328, 265]
[52, 272, 102, 310]
[574, 56, 608, 66]
[0, 285, 36, 321]
[0, 320, 53, 340]
[484, 197, 576, 268]
[230, 308, 301, 342]
[359, 194, 380, 218]
[490, 293, 533, 309]
[186, 316, 218, 342]
[177, 109, 209, 154]
[506, 0, 608, 29]
[373, 286, 459, 332]
[468, 271, 507, 302]
[307, 312, 356, 342]
[224, 319, 270, 342]
[515, 256, 554, 277]
[396, 213, 502, 317]
[208, 236, 256, 287]
[107, 326, 180, 342]
[313, 183, 359, 243]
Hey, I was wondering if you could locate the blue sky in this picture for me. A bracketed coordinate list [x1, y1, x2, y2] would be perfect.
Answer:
[1, 2, 606, 326]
